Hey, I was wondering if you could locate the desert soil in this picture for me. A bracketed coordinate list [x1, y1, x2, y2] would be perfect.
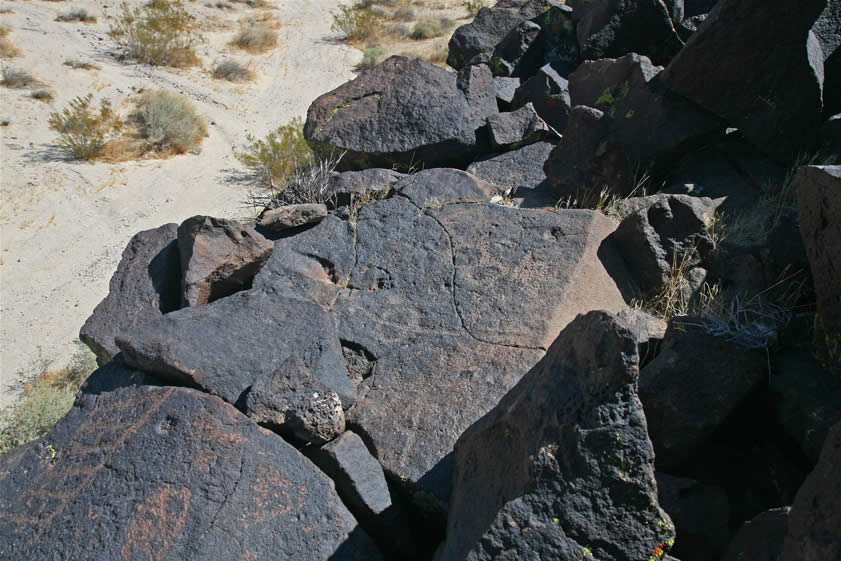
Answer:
[0, 0, 362, 405]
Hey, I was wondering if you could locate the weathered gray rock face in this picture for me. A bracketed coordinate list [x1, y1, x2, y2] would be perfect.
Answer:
[796, 165, 841, 375]
[467, 140, 557, 203]
[245, 356, 345, 445]
[326, 168, 405, 208]
[304, 56, 498, 171]
[781, 420, 841, 561]
[394, 167, 502, 206]
[567, 0, 684, 65]
[639, 320, 767, 469]
[438, 311, 674, 561]
[612, 194, 718, 294]
[79, 223, 180, 365]
[511, 63, 572, 132]
[486, 102, 549, 151]
[545, 54, 724, 199]
[259, 203, 327, 232]
[446, 0, 559, 70]
[662, 0, 827, 161]
[116, 288, 356, 410]
[657, 473, 730, 561]
[0, 384, 381, 561]
[177, 215, 273, 307]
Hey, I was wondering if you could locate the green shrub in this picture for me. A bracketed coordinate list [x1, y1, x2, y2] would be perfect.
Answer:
[212, 59, 254, 81]
[56, 8, 97, 22]
[230, 23, 277, 53]
[0, 348, 96, 456]
[110, 0, 200, 67]
[410, 16, 447, 39]
[48, 94, 124, 159]
[463, 0, 487, 16]
[331, 4, 384, 43]
[236, 117, 313, 190]
[133, 89, 206, 152]
[357, 46, 385, 71]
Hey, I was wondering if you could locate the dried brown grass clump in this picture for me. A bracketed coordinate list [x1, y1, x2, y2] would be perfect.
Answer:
[230, 22, 278, 53]
[0, 25, 20, 58]
[1, 66, 36, 88]
[64, 59, 101, 71]
[31, 88, 54, 102]
[212, 58, 255, 81]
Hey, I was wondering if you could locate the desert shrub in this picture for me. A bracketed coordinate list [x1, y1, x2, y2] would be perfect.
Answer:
[63, 58, 101, 70]
[463, 0, 487, 16]
[212, 58, 254, 81]
[357, 46, 384, 71]
[110, 0, 200, 66]
[56, 8, 96, 22]
[230, 22, 277, 53]
[236, 117, 312, 191]
[331, 4, 383, 43]
[393, 5, 415, 21]
[48, 94, 124, 159]
[0, 24, 19, 58]
[410, 16, 446, 39]
[133, 89, 206, 152]
[0, 348, 96, 456]
[388, 22, 410, 38]
[31, 88, 54, 101]
[423, 41, 448, 64]
[244, 151, 345, 214]
[1, 66, 35, 88]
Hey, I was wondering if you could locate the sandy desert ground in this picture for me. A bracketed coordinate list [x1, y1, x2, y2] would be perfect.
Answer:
[0, 0, 364, 405]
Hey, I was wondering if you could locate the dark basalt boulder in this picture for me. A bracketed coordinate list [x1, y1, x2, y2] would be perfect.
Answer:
[493, 76, 520, 110]
[485, 102, 550, 151]
[466, 140, 558, 206]
[339, 195, 632, 506]
[639, 319, 767, 469]
[657, 473, 730, 561]
[611, 194, 718, 294]
[446, 0, 559, 70]
[510, 63, 572, 132]
[721, 508, 790, 561]
[116, 287, 356, 412]
[177, 215, 273, 307]
[259, 203, 328, 232]
[780, 419, 841, 561]
[566, 0, 684, 65]
[304, 56, 497, 171]
[245, 356, 345, 445]
[796, 165, 841, 375]
[393, 167, 502, 205]
[662, 0, 827, 161]
[325, 168, 404, 208]
[79, 223, 180, 365]
[0, 384, 381, 560]
[546, 54, 724, 199]
[437, 311, 675, 561]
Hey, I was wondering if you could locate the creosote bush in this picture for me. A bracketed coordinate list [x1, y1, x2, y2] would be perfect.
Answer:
[0, 348, 96, 456]
[331, 3, 384, 44]
[56, 8, 97, 22]
[132, 89, 206, 153]
[212, 58, 254, 81]
[236, 116, 312, 191]
[110, 0, 200, 67]
[230, 22, 277, 53]
[410, 16, 447, 39]
[48, 94, 124, 159]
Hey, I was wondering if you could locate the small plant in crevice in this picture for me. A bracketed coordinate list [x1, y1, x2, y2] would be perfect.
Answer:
[48, 94, 124, 160]
[632, 249, 701, 321]
[110, 0, 201, 67]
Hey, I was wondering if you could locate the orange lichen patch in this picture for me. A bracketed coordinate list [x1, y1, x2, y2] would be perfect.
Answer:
[121, 485, 192, 560]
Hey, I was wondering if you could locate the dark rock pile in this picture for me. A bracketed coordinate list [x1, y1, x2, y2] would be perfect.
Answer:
[2, 0, 840, 559]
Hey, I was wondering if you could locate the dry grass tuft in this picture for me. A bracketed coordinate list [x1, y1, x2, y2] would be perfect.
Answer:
[56, 8, 97, 22]
[131, 89, 207, 154]
[230, 22, 278, 53]
[31, 88, 54, 102]
[212, 58, 255, 81]
[1, 66, 36, 88]
[63, 59, 101, 71]
[409, 16, 450, 39]
[357, 46, 385, 71]
[0, 23, 19, 58]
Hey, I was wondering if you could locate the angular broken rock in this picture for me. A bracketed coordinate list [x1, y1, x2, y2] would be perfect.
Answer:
[721, 508, 790, 561]
[341, 195, 632, 504]
[437, 311, 675, 561]
[0, 384, 381, 560]
[467, 140, 558, 206]
[511, 63, 571, 132]
[566, 0, 684, 65]
[303, 56, 498, 171]
[486, 102, 549, 151]
[796, 165, 841, 375]
[546, 54, 724, 199]
[611, 194, 718, 294]
[780, 420, 841, 561]
[245, 356, 345, 445]
[259, 203, 327, 233]
[662, 0, 827, 161]
[177, 215, 273, 307]
[80, 223, 180, 365]
[326, 168, 404, 208]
